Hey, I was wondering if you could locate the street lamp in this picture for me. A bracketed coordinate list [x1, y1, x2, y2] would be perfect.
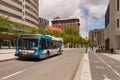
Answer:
[85, 0, 88, 53]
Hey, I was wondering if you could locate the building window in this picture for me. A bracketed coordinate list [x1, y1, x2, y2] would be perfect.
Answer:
[117, 0, 119, 11]
[0, 1, 22, 12]
[117, 19, 119, 28]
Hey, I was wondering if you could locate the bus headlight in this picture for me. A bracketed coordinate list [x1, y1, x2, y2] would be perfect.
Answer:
[33, 50, 39, 56]
[16, 49, 20, 54]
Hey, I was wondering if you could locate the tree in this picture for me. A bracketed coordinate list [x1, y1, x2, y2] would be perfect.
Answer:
[64, 27, 79, 36]
[0, 16, 10, 27]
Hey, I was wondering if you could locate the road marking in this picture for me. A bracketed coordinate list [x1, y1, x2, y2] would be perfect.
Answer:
[103, 74, 111, 80]
[94, 53, 120, 76]
[0, 70, 25, 80]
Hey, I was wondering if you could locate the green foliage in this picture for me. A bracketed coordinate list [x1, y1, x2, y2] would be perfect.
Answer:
[0, 16, 10, 27]
[87, 39, 94, 46]
[0, 16, 87, 45]
[64, 27, 79, 36]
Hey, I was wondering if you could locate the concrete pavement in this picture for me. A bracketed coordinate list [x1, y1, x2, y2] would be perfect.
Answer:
[0, 49, 17, 62]
[0, 48, 79, 62]
[1, 48, 120, 80]
[103, 53, 120, 62]
[75, 49, 120, 80]
[0, 49, 83, 80]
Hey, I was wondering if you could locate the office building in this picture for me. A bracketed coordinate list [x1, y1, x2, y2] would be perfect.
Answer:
[0, 0, 39, 48]
[0, 0, 39, 27]
[105, 0, 120, 53]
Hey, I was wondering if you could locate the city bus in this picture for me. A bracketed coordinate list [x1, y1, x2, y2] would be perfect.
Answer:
[15, 34, 63, 59]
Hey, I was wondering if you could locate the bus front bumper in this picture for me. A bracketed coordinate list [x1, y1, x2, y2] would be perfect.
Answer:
[15, 53, 39, 58]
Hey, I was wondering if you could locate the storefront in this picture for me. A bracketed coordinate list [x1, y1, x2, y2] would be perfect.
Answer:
[0, 33, 18, 49]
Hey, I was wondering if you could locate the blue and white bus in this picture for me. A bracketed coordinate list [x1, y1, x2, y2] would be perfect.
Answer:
[15, 34, 63, 59]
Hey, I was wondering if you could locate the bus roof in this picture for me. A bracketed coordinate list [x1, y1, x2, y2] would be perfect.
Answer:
[19, 34, 63, 41]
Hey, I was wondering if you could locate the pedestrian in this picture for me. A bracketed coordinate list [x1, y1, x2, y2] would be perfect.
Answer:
[91, 46, 94, 51]
[111, 48, 113, 54]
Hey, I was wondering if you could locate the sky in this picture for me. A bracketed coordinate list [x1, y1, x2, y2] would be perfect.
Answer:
[39, 0, 109, 37]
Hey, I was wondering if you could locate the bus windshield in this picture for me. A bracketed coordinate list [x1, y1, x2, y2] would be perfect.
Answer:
[18, 38, 38, 50]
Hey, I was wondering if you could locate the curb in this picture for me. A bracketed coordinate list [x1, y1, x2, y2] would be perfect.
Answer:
[0, 57, 17, 62]
[74, 54, 84, 80]
[0, 52, 15, 54]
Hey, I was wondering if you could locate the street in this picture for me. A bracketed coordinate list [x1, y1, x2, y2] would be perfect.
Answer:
[0, 49, 83, 80]
[89, 50, 120, 80]
[1, 49, 120, 80]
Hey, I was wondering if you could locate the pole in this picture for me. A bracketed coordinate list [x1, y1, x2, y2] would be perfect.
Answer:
[85, 0, 88, 53]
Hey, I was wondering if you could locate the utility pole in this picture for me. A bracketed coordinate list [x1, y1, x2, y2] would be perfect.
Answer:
[85, 0, 88, 53]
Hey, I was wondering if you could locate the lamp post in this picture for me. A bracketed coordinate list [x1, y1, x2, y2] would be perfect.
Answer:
[80, 0, 89, 53]
[85, 0, 88, 53]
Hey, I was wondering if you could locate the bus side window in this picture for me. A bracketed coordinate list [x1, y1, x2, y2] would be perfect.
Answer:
[46, 40, 50, 49]
[54, 41, 57, 49]
[40, 39, 46, 49]
[50, 41, 53, 49]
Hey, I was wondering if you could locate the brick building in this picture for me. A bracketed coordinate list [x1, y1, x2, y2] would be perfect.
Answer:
[51, 18, 80, 31]
[89, 29, 105, 48]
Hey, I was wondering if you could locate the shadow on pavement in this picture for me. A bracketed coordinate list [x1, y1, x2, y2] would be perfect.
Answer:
[16, 54, 61, 62]
[96, 49, 110, 53]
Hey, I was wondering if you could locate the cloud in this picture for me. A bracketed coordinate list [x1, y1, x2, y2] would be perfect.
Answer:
[87, 0, 109, 19]
[39, 0, 109, 37]
[39, 0, 80, 19]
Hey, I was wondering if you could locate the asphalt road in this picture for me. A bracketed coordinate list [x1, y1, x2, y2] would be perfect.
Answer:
[0, 49, 83, 80]
[89, 51, 120, 80]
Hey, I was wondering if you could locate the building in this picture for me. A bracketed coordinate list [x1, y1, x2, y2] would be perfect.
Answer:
[0, 0, 39, 27]
[89, 29, 105, 48]
[0, 0, 39, 48]
[51, 18, 80, 31]
[105, 0, 120, 53]
[39, 17, 49, 28]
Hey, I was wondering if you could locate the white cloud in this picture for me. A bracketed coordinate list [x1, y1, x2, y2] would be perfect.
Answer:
[87, 0, 109, 19]
[39, 0, 109, 37]
[39, 0, 80, 19]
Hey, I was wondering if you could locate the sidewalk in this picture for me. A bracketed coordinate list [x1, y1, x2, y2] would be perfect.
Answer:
[0, 49, 17, 62]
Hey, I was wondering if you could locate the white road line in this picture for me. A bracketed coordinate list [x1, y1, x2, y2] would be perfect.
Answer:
[0, 70, 25, 80]
[94, 53, 120, 76]
[103, 74, 111, 80]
